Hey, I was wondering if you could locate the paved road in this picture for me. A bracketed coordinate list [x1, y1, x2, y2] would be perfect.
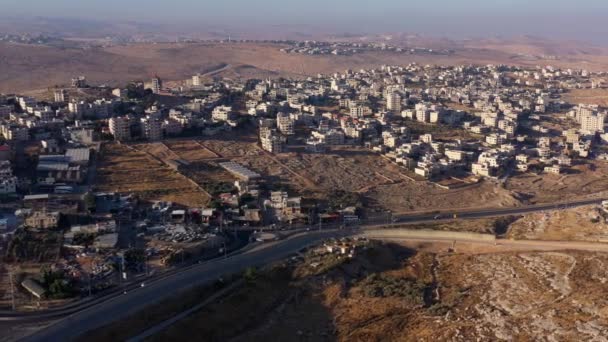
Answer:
[23, 230, 350, 342]
[392, 198, 603, 224]
[364, 232, 608, 252]
[200, 64, 231, 77]
[14, 197, 608, 340]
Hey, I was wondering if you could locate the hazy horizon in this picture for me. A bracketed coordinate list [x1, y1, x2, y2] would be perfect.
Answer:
[3, 0, 608, 44]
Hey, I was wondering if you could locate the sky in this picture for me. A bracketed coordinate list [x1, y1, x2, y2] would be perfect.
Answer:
[3, 0, 608, 42]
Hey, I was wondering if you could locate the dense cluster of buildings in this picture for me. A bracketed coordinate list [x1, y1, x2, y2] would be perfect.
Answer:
[226, 64, 608, 181]
[2, 54, 608, 303]
[279, 40, 453, 56]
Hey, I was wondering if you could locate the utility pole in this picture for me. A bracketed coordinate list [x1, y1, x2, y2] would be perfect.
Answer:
[318, 213, 322, 231]
[88, 272, 92, 297]
[145, 254, 149, 276]
[9, 269, 15, 311]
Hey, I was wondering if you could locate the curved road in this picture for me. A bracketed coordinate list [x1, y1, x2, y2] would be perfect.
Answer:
[14, 197, 608, 340]
[22, 230, 350, 342]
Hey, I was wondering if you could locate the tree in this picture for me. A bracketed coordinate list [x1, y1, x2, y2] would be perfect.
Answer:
[327, 191, 362, 211]
[124, 248, 146, 271]
[243, 267, 258, 283]
[83, 192, 96, 213]
[41, 267, 76, 299]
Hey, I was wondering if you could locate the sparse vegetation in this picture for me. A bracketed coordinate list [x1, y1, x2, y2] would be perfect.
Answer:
[359, 273, 426, 304]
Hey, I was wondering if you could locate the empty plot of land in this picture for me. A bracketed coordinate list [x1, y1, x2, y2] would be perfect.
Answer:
[367, 180, 520, 213]
[163, 140, 219, 161]
[184, 162, 235, 183]
[199, 136, 261, 158]
[276, 147, 410, 194]
[234, 154, 310, 193]
[97, 143, 209, 207]
[507, 205, 608, 242]
[133, 142, 181, 163]
[505, 161, 608, 203]
[563, 88, 608, 106]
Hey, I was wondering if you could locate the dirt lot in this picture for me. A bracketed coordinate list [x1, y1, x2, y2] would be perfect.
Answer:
[507, 205, 608, 241]
[198, 135, 261, 158]
[367, 180, 520, 214]
[141, 242, 608, 341]
[275, 147, 410, 194]
[563, 88, 608, 106]
[96, 143, 209, 207]
[505, 160, 608, 204]
[163, 140, 218, 161]
[400, 217, 515, 235]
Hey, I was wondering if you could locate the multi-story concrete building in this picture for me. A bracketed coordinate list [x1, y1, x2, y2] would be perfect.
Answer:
[350, 106, 372, 118]
[151, 76, 163, 94]
[141, 117, 163, 141]
[212, 106, 234, 122]
[580, 112, 605, 133]
[109, 116, 131, 141]
[386, 92, 402, 113]
[0, 124, 28, 141]
[71, 76, 87, 88]
[260, 128, 284, 153]
[54, 89, 67, 103]
[192, 74, 203, 87]
[277, 112, 294, 135]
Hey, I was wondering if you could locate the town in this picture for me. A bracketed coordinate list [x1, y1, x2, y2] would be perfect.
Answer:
[1, 60, 608, 310]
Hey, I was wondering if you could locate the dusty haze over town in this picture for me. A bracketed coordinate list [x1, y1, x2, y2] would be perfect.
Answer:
[4, 1, 608, 342]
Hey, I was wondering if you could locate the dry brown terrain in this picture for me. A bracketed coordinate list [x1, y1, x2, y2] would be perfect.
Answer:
[563, 88, 608, 106]
[146, 242, 608, 341]
[163, 140, 219, 161]
[505, 160, 608, 204]
[276, 147, 410, 193]
[4, 41, 608, 93]
[96, 143, 209, 207]
[367, 180, 520, 214]
[507, 205, 608, 242]
[103, 138, 523, 212]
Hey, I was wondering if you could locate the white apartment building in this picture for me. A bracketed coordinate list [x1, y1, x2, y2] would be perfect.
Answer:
[151, 76, 163, 94]
[350, 106, 371, 118]
[312, 129, 345, 145]
[34, 107, 54, 121]
[386, 92, 402, 112]
[429, 111, 442, 124]
[140, 117, 163, 141]
[0, 124, 28, 141]
[54, 89, 67, 102]
[472, 162, 494, 177]
[544, 165, 561, 175]
[260, 129, 284, 153]
[212, 106, 233, 122]
[580, 112, 605, 133]
[68, 101, 87, 117]
[277, 112, 295, 135]
[109, 116, 131, 141]
[192, 74, 203, 87]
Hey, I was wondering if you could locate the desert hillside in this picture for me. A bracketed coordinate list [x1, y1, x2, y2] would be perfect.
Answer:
[4, 40, 608, 93]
